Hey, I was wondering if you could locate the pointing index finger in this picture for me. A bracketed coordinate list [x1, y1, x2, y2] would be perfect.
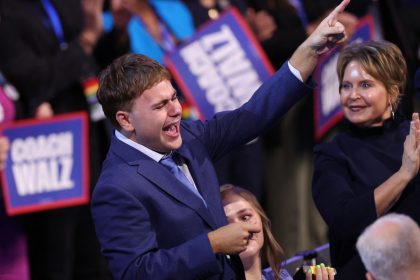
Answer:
[327, 0, 351, 26]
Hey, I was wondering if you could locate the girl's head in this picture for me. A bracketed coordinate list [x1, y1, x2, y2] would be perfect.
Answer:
[221, 184, 284, 280]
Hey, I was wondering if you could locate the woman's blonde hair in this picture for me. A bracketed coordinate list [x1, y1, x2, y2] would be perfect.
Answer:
[220, 184, 284, 280]
[336, 40, 407, 111]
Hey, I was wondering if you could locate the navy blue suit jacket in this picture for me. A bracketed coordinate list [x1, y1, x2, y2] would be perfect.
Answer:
[91, 63, 312, 279]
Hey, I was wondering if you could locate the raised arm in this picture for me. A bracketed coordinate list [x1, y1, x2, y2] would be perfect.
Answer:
[289, 0, 350, 81]
[374, 113, 420, 215]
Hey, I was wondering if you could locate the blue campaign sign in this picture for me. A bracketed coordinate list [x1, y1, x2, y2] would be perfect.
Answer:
[314, 15, 376, 140]
[165, 8, 274, 120]
[0, 112, 89, 216]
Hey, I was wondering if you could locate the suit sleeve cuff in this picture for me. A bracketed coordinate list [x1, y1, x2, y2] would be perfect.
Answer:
[288, 61, 303, 82]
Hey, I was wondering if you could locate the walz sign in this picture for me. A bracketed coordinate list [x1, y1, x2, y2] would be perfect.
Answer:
[1, 112, 89, 215]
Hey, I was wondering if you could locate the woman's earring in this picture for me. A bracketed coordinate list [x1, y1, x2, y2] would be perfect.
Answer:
[390, 102, 395, 119]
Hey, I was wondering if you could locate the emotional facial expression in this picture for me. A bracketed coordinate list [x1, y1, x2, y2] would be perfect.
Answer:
[126, 79, 182, 153]
[223, 195, 264, 261]
[340, 60, 391, 127]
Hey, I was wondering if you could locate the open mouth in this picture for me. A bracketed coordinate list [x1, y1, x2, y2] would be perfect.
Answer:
[163, 123, 179, 137]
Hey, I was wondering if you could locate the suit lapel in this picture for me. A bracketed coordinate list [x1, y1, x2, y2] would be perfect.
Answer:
[111, 137, 217, 229]
[177, 146, 222, 228]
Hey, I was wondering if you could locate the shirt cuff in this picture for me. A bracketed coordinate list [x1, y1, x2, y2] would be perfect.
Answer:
[288, 61, 303, 82]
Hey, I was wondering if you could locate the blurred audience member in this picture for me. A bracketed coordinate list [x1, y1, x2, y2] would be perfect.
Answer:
[0, 95, 29, 280]
[377, 0, 420, 116]
[183, 0, 247, 28]
[0, 0, 112, 278]
[356, 213, 420, 280]
[246, 0, 365, 68]
[0, 56, 30, 279]
[0, 201, 30, 280]
[102, 0, 195, 65]
[94, 0, 131, 69]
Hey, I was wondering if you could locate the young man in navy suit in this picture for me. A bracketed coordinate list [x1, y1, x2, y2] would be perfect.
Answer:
[91, 1, 350, 278]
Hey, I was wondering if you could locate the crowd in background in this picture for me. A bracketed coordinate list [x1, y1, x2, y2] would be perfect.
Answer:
[0, 0, 419, 279]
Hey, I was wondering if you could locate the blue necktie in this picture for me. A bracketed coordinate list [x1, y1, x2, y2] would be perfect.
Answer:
[160, 154, 207, 206]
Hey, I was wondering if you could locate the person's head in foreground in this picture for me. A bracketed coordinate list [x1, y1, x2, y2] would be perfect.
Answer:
[97, 53, 182, 153]
[356, 213, 420, 280]
[220, 184, 335, 280]
[336, 40, 407, 127]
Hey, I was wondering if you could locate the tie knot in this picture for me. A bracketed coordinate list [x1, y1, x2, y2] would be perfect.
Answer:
[159, 152, 207, 206]
[160, 154, 178, 169]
